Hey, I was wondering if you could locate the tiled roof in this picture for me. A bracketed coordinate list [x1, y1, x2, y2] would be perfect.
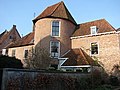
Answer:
[72, 19, 116, 36]
[8, 32, 34, 48]
[117, 28, 120, 31]
[0, 31, 9, 45]
[62, 48, 99, 66]
[0, 25, 21, 48]
[33, 1, 77, 25]
[0, 30, 8, 38]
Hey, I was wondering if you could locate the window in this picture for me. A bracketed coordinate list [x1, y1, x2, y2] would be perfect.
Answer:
[9, 36, 13, 39]
[2, 49, 6, 55]
[52, 21, 60, 36]
[90, 26, 98, 35]
[24, 50, 28, 58]
[91, 42, 98, 55]
[50, 41, 60, 58]
[12, 49, 16, 57]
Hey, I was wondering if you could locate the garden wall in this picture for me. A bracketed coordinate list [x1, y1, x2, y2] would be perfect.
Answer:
[1, 68, 91, 90]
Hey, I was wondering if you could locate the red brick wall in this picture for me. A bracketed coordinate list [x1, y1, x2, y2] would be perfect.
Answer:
[34, 18, 76, 57]
[71, 33, 120, 73]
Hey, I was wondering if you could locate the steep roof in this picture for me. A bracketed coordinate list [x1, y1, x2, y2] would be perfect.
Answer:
[0, 30, 8, 38]
[33, 1, 76, 25]
[0, 31, 9, 45]
[8, 32, 34, 48]
[117, 28, 120, 31]
[62, 48, 99, 66]
[0, 25, 21, 46]
[72, 19, 116, 37]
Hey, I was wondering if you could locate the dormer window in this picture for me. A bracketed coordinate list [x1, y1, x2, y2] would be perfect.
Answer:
[51, 21, 60, 37]
[90, 26, 98, 35]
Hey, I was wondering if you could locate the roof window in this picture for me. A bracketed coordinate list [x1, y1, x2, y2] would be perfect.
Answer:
[90, 26, 98, 35]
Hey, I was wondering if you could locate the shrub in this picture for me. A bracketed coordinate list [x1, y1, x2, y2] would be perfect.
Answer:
[109, 75, 119, 86]
[75, 77, 92, 90]
[0, 55, 23, 69]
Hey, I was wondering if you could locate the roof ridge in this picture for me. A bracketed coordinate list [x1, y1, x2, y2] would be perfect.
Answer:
[49, 1, 62, 16]
[0, 30, 8, 38]
[61, 49, 71, 57]
[103, 19, 116, 30]
[79, 19, 105, 25]
[79, 48, 88, 64]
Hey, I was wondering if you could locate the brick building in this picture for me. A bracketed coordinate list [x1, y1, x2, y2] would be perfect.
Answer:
[3, 1, 120, 73]
[0, 25, 21, 55]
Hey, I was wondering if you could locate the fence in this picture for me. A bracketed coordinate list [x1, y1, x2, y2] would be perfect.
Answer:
[1, 68, 91, 90]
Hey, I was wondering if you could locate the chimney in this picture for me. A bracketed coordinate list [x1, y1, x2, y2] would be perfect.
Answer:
[13, 25, 16, 28]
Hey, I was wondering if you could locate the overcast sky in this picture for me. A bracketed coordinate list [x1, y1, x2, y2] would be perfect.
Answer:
[0, 0, 120, 36]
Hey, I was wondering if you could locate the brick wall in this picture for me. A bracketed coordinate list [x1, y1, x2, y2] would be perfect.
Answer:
[71, 33, 120, 73]
[34, 18, 76, 57]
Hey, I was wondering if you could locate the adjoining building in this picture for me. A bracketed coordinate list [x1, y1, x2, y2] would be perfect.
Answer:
[1, 1, 120, 73]
[0, 25, 21, 56]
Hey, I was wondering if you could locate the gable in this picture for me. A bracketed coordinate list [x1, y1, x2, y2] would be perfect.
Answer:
[8, 32, 34, 48]
[0, 25, 21, 49]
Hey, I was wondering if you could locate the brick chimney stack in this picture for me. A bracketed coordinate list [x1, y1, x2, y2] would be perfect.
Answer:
[13, 25, 16, 28]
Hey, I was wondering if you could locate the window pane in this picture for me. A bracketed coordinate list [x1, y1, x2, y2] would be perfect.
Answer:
[51, 52, 55, 57]
[52, 21, 59, 36]
[91, 43, 98, 55]
[50, 41, 59, 58]
[91, 26, 98, 35]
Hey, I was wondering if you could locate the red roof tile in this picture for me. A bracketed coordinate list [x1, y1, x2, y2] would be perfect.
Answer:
[0, 30, 8, 39]
[62, 48, 99, 66]
[117, 28, 120, 31]
[0, 25, 21, 49]
[33, 1, 76, 25]
[8, 32, 34, 48]
[72, 19, 116, 36]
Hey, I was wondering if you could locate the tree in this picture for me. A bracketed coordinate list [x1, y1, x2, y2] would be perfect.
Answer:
[111, 64, 120, 77]
[23, 47, 51, 69]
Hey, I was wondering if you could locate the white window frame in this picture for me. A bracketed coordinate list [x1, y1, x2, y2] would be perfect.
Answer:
[90, 42, 99, 56]
[51, 20, 61, 37]
[50, 41, 60, 58]
[90, 26, 98, 35]
[2, 49, 6, 55]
